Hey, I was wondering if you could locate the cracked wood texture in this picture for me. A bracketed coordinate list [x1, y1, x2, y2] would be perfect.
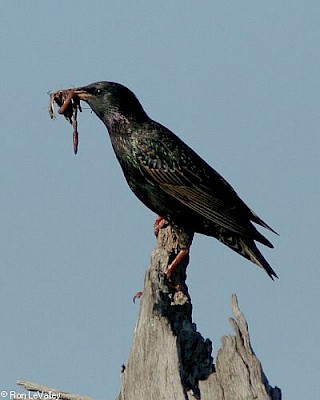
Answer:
[117, 224, 281, 400]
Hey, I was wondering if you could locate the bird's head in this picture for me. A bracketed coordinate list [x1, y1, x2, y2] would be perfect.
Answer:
[73, 81, 149, 125]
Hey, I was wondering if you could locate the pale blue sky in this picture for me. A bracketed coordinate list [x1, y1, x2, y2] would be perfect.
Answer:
[1, 2, 319, 399]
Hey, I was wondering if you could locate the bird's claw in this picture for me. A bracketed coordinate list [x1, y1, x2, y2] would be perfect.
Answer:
[133, 291, 143, 303]
[154, 216, 169, 237]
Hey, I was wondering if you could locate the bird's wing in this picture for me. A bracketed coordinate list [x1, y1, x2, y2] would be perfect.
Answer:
[148, 168, 252, 236]
[136, 142, 260, 239]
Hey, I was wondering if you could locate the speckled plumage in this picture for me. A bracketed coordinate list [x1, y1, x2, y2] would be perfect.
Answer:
[74, 81, 278, 279]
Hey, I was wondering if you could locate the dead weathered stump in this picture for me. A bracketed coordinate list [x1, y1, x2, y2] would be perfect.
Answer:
[117, 224, 281, 400]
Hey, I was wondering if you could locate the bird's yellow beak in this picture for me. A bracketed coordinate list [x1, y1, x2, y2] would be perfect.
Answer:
[73, 88, 93, 101]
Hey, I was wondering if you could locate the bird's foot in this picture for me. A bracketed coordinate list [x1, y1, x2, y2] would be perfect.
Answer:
[154, 216, 169, 237]
[165, 248, 189, 277]
[133, 291, 143, 303]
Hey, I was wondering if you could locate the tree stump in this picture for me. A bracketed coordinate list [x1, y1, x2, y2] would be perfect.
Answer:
[117, 224, 281, 400]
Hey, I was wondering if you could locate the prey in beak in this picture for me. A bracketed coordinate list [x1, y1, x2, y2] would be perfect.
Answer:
[48, 87, 91, 154]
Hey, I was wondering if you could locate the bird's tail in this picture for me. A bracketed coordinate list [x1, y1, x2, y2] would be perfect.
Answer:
[218, 234, 278, 280]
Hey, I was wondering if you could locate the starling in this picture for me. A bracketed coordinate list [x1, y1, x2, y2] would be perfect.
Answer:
[70, 81, 278, 279]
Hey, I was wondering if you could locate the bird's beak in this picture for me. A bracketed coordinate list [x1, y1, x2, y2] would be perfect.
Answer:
[72, 88, 93, 102]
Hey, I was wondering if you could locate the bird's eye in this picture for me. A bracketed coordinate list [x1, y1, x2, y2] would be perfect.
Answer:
[95, 88, 102, 95]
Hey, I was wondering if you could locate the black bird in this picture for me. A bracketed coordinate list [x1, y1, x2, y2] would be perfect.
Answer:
[72, 81, 278, 279]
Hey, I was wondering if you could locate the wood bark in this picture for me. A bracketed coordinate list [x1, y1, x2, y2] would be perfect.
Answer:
[16, 380, 92, 400]
[117, 224, 281, 400]
[16, 224, 281, 400]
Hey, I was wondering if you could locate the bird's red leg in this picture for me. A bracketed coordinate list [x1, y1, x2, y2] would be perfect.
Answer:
[134, 217, 188, 302]
[134, 247, 189, 302]
[154, 216, 189, 277]
[165, 248, 189, 277]
[154, 216, 168, 237]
